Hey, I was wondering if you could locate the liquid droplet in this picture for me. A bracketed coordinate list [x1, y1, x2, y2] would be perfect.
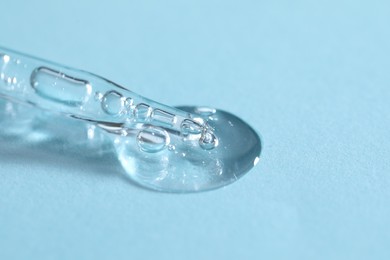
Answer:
[137, 127, 170, 153]
[101, 91, 125, 115]
[116, 106, 261, 192]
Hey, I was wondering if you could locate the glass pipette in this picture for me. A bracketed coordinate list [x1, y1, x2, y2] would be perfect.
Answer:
[0, 46, 261, 192]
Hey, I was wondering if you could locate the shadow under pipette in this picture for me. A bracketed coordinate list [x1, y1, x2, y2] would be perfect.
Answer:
[0, 100, 137, 184]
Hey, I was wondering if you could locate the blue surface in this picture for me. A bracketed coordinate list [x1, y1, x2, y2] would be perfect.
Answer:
[1, 0, 390, 259]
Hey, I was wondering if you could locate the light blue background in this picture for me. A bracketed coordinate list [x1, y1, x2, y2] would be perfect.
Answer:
[1, 0, 390, 259]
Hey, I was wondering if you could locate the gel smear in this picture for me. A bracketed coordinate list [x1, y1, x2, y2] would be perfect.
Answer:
[115, 106, 261, 192]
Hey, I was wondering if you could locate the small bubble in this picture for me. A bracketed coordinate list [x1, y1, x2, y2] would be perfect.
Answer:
[101, 91, 125, 115]
[199, 130, 219, 150]
[181, 119, 203, 137]
[30, 67, 91, 106]
[137, 127, 170, 153]
[151, 109, 177, 127]
[125, 97, 134, 114]
[134, 103, 152, 121]
[94, 91, 103, 101]
[168, 144, 176, 151]
[120, 129, 128, 136]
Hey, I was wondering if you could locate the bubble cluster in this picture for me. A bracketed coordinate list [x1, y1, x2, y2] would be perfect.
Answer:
[98, 91, 219, 153]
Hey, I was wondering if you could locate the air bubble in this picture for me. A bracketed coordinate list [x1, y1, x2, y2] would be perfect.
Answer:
[31, 67, 92, 106]
[125, 97, 134, 114]
[101, 91, 125, 115]
[168, 144, 176, 151]
[137, 127, 170, 153]
[94, 92, 103, 101]
[151, 109, 176, 127]
[181, 119, 203, 137]
[199, 130, 219, 150]
[134, 103, 152, 121]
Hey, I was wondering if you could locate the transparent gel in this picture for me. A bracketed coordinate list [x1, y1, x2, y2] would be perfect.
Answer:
[0, 46, 261, 192]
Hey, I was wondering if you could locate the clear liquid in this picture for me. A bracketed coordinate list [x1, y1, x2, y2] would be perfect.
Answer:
[0, 47, 262, 192]
[115, 106, 261, 192]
